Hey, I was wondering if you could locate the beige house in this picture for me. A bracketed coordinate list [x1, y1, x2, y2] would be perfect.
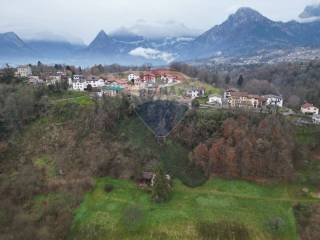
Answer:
[228, 92, 263, 108]
[16, 65, 32, 77]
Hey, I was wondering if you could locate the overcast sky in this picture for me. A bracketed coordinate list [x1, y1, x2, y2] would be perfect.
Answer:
[0, 0, 318, 43]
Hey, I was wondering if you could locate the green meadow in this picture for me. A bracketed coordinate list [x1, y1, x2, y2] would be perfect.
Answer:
[69, 177, 320, 240]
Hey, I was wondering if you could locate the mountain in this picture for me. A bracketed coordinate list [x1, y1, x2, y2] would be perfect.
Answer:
[27, 40, 85, 59]
[180, 7, 320, 59]
[0, 32, 34, 58]
[2, 6, 320, 65]
[80, 30, 142, 56]
[299, 3, 320, 19]
[77, 30, 141, 65]
[84, 30, 120, 55]
[78, 30, 175, 65]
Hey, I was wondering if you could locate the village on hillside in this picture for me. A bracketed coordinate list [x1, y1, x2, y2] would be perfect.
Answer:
[14, 64, 320, 126]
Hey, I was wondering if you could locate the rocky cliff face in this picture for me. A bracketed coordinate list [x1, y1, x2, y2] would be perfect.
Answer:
[300, 4, 320, 19]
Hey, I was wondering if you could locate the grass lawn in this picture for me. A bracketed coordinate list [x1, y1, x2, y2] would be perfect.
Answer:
[49, 91, 94, 106]
[69, 177, 319, 240]
[168, 79, 222, 97]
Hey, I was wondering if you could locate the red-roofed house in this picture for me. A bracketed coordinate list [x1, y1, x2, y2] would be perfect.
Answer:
[301, 103, 319, 115]
[142, 73, 156, 82]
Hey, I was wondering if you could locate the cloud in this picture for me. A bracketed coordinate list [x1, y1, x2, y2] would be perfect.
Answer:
[129, 47, 175, 63]
[127, 20, 202, 39]
[0, 0, 314, 43]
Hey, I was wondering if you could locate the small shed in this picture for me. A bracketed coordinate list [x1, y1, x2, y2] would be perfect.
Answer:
[139, 172, 154, 186]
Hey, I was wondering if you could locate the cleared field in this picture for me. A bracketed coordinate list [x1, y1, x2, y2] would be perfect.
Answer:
[68, 177, 319, 240]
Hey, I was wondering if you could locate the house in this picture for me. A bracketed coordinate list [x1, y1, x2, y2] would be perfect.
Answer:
[128, 73, 140, 82]
[301, 103, 319, 115]
[208, 94, 223, 105]
[72, 75, 86, 91]
[101, 84, 125, 97]
[138, 171, 171, 187]
[142, 73, 156, 83]
[16, 65, 32, 77]
[248, 95, 264, 108]
[46, 75, 62, 86]
[73, 75, 84, 81]
[71, 75, 106, 91]
[85, 77, 106, 88]
[28, 76, 44, 85]
[228, 92, 263, 108]
[224, 88, 239, 99]
[186, 88, 205, 99]
[161, 74, 177, 84]
[263, 95, 283, 108]
[312, 114, 320, 125]
[56, 71, 66, 76]
[187, 89, 199, 99]
[139, 172, 154, 187]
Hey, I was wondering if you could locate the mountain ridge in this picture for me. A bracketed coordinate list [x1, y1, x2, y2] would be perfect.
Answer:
[2, 6, 320, 65]
[180, 7, 320, 59]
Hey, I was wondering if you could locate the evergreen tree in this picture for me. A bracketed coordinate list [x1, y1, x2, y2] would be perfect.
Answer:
[225, 75, 231, 85]
[237, 75, 244, 87]
[151, 167, 171, 203]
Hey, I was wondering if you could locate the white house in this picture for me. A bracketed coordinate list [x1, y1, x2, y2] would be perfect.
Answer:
[72, 80, 86, 91]
[72, 75, 85, 91]
[263, 95, 283, 108]
[16, 65, 32, 77]
[312, 114, 320, 125]
[128, 73, 140, 82]
[46, 75, 62, 86]
[161, 75, 177, 84]
[73, 75, 84, 81]
[187, 89, 199, 99]
[86, 78, 106, 88]
[72, 75, 106, 91]
[208, 94, 223, 105]
[28, 76, 44, 85]
[187, 88, 205, 99]
[301, 103, 319, 115]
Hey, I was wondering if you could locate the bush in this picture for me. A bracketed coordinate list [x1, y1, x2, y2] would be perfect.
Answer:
[181, 163, 208, 188]
[192, 99, 200, 108]
[197, 221, 250, 240]
[266, 216, 286, 235]
[104, 184, 114, 193]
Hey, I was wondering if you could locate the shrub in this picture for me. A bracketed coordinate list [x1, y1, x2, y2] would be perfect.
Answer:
[266, 216, 286, 235]
[181, 163, 208, 188]
[104, 184, 114, 193]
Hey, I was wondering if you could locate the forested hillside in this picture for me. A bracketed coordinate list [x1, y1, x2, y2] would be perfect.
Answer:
[171, 61, 320, 108]
[1, 70, 320, 239]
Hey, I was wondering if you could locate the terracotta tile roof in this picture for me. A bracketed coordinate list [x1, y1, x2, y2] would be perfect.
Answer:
[230, 91, 248, 97]
[302, 103, 315, 109]
[226, 88, 239, 92]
